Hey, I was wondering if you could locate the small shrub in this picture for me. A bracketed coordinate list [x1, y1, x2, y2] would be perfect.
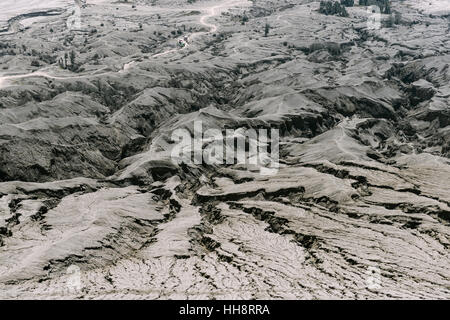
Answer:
[31, 60, 40, 67]
[264, 23, 270, 37]
[340, 0, 354, 6]
[319, 1, 349, 17]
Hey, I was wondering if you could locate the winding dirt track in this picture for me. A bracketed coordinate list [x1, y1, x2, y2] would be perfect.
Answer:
[0, 0, 246, 88]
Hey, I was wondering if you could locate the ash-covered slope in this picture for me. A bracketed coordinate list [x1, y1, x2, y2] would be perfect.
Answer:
[0, 0, 449, 299]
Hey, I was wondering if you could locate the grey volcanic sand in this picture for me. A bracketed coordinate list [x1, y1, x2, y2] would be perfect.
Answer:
[0, 0, 449, 299]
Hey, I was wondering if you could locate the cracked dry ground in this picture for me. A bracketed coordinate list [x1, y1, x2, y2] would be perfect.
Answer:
[0, 0, 449, 299]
